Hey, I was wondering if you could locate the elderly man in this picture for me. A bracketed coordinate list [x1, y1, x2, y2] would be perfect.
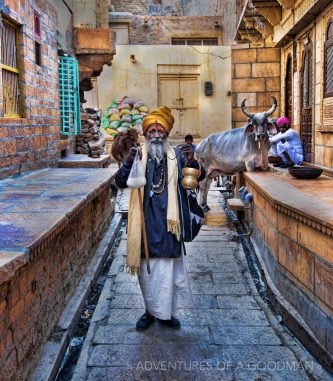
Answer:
[269, 117, 304, 168]
[115, 106, 205, 331]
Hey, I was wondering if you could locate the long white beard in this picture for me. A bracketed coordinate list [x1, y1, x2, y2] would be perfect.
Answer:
[147, 138, 167, 164]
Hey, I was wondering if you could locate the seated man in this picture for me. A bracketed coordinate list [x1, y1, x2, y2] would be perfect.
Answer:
[269, 117, 303, 168]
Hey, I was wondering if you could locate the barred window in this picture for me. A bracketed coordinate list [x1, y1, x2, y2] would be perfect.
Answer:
[171, 38, 218, 46]
[324, 20, 333, 97]
[1, 19, 20, 117]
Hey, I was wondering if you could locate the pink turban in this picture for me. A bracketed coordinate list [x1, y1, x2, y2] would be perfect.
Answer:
[276, 117, 291, 127]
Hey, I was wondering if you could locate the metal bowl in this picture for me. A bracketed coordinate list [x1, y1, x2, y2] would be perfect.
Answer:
[288, 166, 323, 179]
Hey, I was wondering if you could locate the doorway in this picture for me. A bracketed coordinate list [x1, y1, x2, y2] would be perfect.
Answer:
[158, 74, 199, 136]
[285, 54, 293, 123]
[300, 39, 313, 163]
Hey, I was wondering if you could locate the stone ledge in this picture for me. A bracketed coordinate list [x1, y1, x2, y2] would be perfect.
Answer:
[244, 170, 333, 238]
[58, 154, 111, 168]
[0, 168, 114, 286]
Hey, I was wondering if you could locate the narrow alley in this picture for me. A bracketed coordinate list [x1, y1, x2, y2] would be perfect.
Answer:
[65, 188, 328, 381]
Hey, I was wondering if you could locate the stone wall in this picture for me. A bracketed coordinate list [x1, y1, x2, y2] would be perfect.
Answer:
[244, 173, 333, 367]
[232, 44, 281, 128]
[0, 0, 72, 180]
[111, 0, 235, 45]
[0, 179, 113, 381]
[127, 16, 224, 45]
[278, 2, 333, 169]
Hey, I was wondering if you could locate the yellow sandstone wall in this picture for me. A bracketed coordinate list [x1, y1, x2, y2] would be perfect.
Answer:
[232, 44, 281, 128]
[96, 45, 232, 138]
[279, 2, 333, 169]
[244, 174, 333, 360]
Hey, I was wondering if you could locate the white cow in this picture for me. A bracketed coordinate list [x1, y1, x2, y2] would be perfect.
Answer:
[195, 96, 277, 211]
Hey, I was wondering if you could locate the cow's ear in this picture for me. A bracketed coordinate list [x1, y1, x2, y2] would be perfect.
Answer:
[267, 123, 277, 135]
[244, 124, 254, 137]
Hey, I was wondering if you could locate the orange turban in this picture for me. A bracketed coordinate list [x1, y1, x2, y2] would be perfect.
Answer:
[142, 106, 174, 135]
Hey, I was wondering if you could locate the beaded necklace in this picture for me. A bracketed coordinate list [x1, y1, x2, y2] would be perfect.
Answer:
[152, 163, 166, 195]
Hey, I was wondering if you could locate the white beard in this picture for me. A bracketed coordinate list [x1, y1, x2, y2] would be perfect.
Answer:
[147, 138, 167, 164]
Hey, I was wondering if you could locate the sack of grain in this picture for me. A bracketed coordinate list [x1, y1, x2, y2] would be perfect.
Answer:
[133, 100, 144, 109]
[110, 113, 121, 122]
[110, 120, 121, 129]
[106, 128, 118, 135]
[123, 96, 136, 105]
[120, 121, 132, 128]
[120, 109, 131, 116]
[138, 105, 148, 113]
[132, 114, 143, 121]
[118, 102, 131, 110]
[122, 114, 132, 122]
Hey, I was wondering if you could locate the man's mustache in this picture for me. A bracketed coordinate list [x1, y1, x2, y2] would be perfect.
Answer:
[150, 137, 164, 143]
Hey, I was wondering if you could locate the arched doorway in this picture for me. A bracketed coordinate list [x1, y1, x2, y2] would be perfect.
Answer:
[285, 54, 293, 123]
[300, 39, 313, 163]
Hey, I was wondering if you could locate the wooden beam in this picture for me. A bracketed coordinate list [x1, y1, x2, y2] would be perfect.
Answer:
[256, 6, 282, 26]
[244, 16, 273, 37]
[277, 0, 295, 9]
[239, 30, 263, 43]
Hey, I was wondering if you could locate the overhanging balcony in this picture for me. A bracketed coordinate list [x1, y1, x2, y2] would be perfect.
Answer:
[74, 28, 116, 91]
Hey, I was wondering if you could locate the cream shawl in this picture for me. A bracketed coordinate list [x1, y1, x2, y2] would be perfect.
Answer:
[126, 142, 180, 275]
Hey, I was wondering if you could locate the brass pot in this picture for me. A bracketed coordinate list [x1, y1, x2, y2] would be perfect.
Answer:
[181, 167, 200, 190]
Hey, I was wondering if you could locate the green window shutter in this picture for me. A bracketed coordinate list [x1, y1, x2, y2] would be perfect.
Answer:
[59, 56, 81, 135]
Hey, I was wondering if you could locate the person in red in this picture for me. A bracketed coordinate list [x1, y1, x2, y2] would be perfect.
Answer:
[115, 106, 205, 331]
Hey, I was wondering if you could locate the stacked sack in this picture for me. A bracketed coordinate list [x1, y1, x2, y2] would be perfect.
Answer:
[101, 95, 149, 138]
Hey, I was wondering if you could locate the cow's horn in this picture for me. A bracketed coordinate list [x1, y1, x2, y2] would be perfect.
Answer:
[241, 99, 252, 118]
[263, 96, 277, 117]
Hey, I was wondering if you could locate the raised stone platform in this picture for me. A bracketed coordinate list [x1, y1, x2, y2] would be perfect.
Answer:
[58, 154, 111, 168]
[0, 168, 115, 381]
[244, 169, 333, 370]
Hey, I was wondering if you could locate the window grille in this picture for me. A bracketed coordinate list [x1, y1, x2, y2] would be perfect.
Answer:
[1, 19, 20, 117]
[324, 21, 333, 98]
[58, 56, 81, 135]
[172, 38, 218, 46]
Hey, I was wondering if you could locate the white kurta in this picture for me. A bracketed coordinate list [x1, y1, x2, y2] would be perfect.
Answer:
[138, 251, 193, 320]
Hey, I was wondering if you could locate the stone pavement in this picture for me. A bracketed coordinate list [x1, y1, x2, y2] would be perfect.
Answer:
[71, 188, 327, 381]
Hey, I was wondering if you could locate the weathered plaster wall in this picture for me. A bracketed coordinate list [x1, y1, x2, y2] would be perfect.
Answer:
[51, 0, 74, 55]
[111, 0, 237, 45]
[97, 45, 231, 138]
[126, 16, 224, 45]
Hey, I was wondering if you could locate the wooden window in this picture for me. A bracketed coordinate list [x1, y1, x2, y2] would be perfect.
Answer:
[35, 41, 42, 66]
[34, 10, 41, 37]
[324, 20, 333, 98]
[0, 19, 20, 117]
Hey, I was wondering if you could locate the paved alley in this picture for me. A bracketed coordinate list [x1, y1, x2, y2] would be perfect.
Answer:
[71, 188, 326, 381]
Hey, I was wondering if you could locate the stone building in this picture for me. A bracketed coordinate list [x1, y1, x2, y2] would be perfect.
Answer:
[235, 0, 333, 368]
[0, 0, 72, 179]
[91, 0, 237, 139]
[0, 2, 116, 380]
[0, 0, 115, 180]
[235, 0, 333, 169]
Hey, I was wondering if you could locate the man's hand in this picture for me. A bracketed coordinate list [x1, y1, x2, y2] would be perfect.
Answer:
[179, 144, 194, 162]
[125, 146, 142, 166]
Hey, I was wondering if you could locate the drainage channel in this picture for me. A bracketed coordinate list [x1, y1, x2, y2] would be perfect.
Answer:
[55, 221, 126, 381]
[220, 194, 272, 307]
